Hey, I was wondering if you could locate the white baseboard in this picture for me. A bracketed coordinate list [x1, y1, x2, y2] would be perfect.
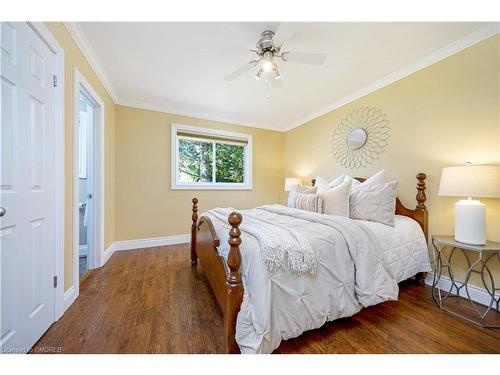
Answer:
[425, 273, 498, 307]
[113, 234, 190, 251]
[63, 285, 78, 312]
[103, 242, 116, 265]
[102, 234, 190, 265]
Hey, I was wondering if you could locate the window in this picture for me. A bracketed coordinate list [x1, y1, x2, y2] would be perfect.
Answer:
[171, 124, 252, 190]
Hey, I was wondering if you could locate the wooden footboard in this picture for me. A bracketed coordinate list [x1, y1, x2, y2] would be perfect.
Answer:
[190, 198, 243, 354]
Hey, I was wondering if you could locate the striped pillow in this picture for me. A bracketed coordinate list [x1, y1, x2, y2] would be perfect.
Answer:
[294, 193, 323, 213]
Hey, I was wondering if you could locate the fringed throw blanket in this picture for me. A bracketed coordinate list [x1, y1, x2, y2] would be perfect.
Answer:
[204, 207, 317, 275]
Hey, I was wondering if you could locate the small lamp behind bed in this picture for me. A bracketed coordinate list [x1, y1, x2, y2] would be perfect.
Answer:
[438, 163, 500, 245]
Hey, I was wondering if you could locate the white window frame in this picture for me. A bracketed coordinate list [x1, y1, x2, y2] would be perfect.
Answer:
[171, 123, 253, 190]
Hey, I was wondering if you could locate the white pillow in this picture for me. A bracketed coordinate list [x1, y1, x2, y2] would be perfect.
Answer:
[350, 181, 398, 226]
[328, 174, 362, 188]
[352, 169, 386, 190]
[319, 179, 352, 217]
[314, 176, 330, 193]
[287, 185, 317, 208]
[328, 174, 346, 188]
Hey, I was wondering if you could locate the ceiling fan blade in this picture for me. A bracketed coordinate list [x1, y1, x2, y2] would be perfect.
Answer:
[272, 23, 300, 48]
[281, 51, 327, 66]
[224, 60, 258, 81]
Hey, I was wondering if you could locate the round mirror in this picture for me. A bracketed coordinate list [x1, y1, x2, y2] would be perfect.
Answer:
[346, 128, 367, 150]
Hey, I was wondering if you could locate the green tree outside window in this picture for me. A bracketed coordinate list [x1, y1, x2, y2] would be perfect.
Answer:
[178, 137, 245, 183]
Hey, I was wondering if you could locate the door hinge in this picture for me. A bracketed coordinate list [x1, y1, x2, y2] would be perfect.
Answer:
[53, 75, 57, 87]
[53, 276, 57, 288]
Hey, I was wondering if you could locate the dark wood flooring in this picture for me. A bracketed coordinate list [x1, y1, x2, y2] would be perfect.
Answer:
[33, 244, 500, 354]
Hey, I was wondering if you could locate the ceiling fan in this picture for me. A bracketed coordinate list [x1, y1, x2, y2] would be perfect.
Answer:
[224, 24, 327, 98]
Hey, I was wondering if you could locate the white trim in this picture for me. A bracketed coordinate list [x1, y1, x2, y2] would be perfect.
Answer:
[171, 123, 253, 190]
[63, 22, 499, 132]
[425, 272, 498, 308]
[72, 68, 106, 309]
[63, 22, 119, 103]
[103, 243, 116, 265]
[113, 234, 191, 252]
[284, 22, 500, 131]
[117, 98, 285, 132]
[101, 235, 190, 260]
[27, 22, 66, 322]
[63, 286, 78, 312]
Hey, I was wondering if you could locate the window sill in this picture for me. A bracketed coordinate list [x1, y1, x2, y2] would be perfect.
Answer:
[171, 184, 253, 191]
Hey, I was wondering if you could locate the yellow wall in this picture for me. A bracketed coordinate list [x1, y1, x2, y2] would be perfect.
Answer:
[284, 35, 500, 283]
[45, 23, 116, 291]
[48, 20, 498, 292]
[115, 105, 284, 241]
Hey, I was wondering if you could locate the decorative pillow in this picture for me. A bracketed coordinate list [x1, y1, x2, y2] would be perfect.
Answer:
[295, 193, 323, 213]
[349, 181, 399, 226]
[351, 169, 387, 190]
[287, 185, 317, 208]
[329, 170, 387, 190]
[314, 176, 330, 193]
[319, 179, 352, 217]
[328, 174, 346, 188]
[328, 174, 361, 188]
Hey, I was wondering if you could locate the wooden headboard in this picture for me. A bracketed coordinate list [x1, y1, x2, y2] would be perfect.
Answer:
[311, 173, 428, 240]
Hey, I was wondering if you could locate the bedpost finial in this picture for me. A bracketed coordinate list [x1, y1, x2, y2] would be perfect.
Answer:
[228, 212, 242, 227]
[192, 198, 199, 226]
[311, 178, 316, 187]
[227, 212, 242, 285]
[416, 173, 427, 209]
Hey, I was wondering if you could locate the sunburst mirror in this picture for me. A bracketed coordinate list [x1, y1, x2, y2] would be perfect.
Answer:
[331, 107, 390, 169]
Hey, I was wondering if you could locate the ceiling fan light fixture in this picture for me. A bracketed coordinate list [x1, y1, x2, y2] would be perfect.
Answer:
[262, 60, 273, 73]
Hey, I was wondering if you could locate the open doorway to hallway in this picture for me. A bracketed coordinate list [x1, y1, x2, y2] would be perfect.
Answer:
[78, 92, 94, 281]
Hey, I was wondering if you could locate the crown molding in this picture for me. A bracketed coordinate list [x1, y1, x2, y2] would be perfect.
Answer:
[284, 22, 500, 131]
[63, 22, 120, 103]
[117, 98, 286, 132]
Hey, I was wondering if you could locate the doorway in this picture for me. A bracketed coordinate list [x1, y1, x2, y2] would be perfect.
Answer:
[78, 92, 94, 280]
[72, 68, 105, 291]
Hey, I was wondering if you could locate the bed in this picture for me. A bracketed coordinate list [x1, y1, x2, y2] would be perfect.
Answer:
[190, 173, 430, 353]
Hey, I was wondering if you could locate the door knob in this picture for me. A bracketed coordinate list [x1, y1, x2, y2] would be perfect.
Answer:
[0, 207, 5, 217]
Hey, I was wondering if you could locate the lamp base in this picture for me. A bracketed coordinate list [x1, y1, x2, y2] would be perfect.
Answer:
[454, 199, 486, 246]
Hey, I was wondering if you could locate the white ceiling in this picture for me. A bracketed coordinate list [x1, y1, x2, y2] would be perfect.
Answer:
[75, 22, 495, 131]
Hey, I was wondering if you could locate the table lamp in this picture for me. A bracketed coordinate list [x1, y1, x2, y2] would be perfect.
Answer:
[438, 164, 500, 245]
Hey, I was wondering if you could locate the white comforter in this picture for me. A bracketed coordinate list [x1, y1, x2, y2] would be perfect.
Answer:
[203, 205, 425, 354]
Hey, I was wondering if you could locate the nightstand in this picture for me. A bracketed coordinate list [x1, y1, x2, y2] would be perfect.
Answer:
[431, 235, 500, 328]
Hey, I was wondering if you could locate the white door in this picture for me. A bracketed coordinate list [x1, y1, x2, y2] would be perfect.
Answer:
[1, 22, 56, 353]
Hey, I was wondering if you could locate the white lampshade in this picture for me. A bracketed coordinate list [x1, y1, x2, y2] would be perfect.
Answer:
[284, 177, 302, 192]
[438, 164, 500, 198]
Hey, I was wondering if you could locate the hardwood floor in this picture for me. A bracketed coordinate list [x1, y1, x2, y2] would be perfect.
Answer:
[34, 244, 500, 354]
